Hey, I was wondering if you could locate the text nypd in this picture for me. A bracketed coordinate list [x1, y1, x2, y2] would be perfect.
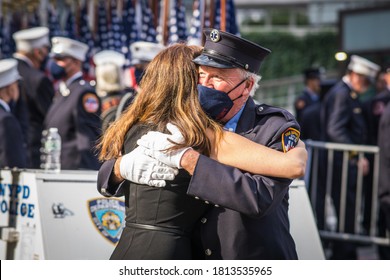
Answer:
[0, 183, 34, 218]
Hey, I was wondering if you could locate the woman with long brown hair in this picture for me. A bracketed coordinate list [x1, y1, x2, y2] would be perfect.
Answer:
[98, 43, 306, 259]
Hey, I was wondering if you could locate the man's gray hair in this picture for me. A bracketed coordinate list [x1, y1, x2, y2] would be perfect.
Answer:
[239, 68, 262, 97]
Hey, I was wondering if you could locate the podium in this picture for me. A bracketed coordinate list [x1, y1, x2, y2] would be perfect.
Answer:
[0, 170, 324, 260]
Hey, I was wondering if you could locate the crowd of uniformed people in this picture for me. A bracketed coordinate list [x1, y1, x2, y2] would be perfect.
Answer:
[0, 26, 163, 170]
[1, 24, 389, 260]
[294, 56, 390, 259]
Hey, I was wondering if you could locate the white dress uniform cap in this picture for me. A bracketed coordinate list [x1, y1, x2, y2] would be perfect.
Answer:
[0, 58, 21, 88]
[50, 37, 89, 62]
[348, 55, 380, 79]
[12, 26, 50, 52]
[93, 50, 126, 67]
[130, 41, 165, 65]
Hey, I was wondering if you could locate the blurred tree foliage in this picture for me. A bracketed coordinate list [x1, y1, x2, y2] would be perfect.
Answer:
[242, 31, 339, 79]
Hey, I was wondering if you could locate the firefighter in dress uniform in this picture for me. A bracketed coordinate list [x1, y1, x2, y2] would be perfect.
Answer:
[321, 55, 380, 259]
[44, 37, 101, 170]
[0, 58, 27, 168]
[12, 26, 55, 168]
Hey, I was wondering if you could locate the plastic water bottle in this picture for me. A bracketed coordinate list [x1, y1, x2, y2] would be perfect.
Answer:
[40, 129, 48, 168]
[42, 127, 61, 173]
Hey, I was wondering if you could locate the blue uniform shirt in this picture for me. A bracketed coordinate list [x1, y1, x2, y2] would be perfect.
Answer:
[223, 104, 245, 132]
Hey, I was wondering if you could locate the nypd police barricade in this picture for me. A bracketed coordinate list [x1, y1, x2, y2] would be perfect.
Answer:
[0, 169, 324, 260]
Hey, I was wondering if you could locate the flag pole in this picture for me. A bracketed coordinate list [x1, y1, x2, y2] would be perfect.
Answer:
[198, 0, 206, 45]
[162, 0, 170, 45]
[209, 0, 215, 28]
[220, 0, 226, 31]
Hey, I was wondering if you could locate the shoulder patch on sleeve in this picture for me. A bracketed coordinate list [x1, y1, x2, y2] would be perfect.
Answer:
[82, 93, 100, 113]
[282, 127, 300, 153]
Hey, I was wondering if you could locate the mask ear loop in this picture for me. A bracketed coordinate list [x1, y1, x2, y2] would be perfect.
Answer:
[226, 78, 248, 95]
[228, 78, 248, 102]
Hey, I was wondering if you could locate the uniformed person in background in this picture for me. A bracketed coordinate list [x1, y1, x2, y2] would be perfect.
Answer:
[12, 26, 55, 168]
[321, 55, 380, 259]
[123, 41, 165, 91]
[0, 58, 27, 169]
[98, 29, 303, 259]
[93, 50, 128, 132]
[294, 67, 322, 126]
[115, 41, 166, 123]
[44, 37, 101, 170]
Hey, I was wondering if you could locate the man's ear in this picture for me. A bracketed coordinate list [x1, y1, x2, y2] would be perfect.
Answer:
[245, 77, 254, 90]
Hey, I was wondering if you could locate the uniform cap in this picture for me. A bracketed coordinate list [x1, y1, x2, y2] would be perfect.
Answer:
[130, 41, 165, 65]
[348, 55, 380, 79]
[93, 50, 126, 67]
[12, 27, 50, 52]
[303, 68, 322, 80]
[0, 58, 21, 88]
[193, 29, 271, 74]
[50, 37, 89, 62]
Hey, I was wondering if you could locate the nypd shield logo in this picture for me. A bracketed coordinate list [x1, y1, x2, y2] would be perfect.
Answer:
[88, 198, 125, 244]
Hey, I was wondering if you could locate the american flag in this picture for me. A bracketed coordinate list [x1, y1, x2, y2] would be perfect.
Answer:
[168, 0, 187, 44]
[107, 0, 125, 52]
[28, 8, 40, 28]
[96, 1, 109, 50]
[78, 1, 95, 77]
[64, 9, 76, 39]
[188, 0, 239, 44]
[0, 17, 4, 58]
[214, 0, 240, 35]
[47, 4, 62, 38]
[187, 0, 204, 44]
[0, 16, 15, 59]
[122, 0, 137, 66]
[139, 0, 157, 43]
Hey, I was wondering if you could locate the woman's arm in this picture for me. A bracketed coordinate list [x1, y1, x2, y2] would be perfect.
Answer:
[207, 130, 307, 179]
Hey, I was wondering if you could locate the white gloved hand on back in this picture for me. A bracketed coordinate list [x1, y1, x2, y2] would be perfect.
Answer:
[119, 146, 178, 187]
[136, 123, 192, 169]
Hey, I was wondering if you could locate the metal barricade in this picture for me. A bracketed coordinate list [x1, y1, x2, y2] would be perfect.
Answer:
[304, 140, 390, 247]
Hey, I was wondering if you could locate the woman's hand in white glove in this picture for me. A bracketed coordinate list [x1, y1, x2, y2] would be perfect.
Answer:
[119, 146, 178, 187]
[136, 123, 192, 169]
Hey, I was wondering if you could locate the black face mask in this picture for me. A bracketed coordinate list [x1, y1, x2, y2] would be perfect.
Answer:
[197, 79, 246, 120]
[8, 100, 16, 112]
[39, 55, 49, 72]
[135, 68, 145, 85]
[49, 62, 66, 80]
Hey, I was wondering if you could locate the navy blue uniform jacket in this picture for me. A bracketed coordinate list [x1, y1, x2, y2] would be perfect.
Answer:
[0, 103, 27, 168]
[188, 98, 299, 259]
[16, 58, 54, 168]
[44, 77, 101, 170]
[321, 80, 366, 144]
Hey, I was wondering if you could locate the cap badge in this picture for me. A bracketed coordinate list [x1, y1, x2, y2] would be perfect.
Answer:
[210, 29, 221, 42]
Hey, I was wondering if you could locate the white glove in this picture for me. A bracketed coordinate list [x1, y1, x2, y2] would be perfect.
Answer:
[136, 123, 191, 169]
[119, 146, 178, 187]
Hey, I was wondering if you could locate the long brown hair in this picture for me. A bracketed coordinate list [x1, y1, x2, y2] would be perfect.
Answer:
[98, 43, 222, 161]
